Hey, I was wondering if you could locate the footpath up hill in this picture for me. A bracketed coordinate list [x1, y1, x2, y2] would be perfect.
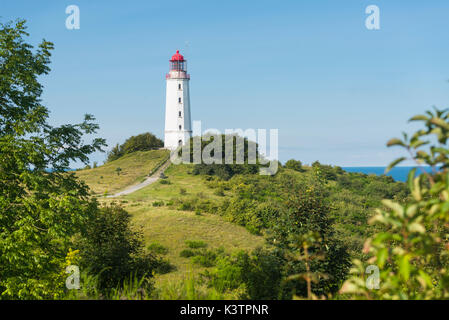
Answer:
[75, 149, 169, 195]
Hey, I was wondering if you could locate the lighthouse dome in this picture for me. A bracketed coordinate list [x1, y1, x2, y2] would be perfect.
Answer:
[170, 50, 185, 61]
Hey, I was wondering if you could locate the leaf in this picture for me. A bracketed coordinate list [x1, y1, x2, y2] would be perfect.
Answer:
[417, 270, 433, 288]
[386, 157, 406, 173]
[381, 199, 404, 218]
[430, 117, 449, 130]
[377, 247, 388, 268]
[407, 168, 417, 189]
[386, 138, 405, 147]
[409, 115, 428, 122]
[408, 222, 425, 234]
[398, 254, 411, 282]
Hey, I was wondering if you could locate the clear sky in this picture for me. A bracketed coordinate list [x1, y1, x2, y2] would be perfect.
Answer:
[2, 0, 449, 166]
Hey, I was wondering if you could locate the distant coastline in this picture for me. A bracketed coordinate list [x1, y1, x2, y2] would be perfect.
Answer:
[342, 166, 433, 182]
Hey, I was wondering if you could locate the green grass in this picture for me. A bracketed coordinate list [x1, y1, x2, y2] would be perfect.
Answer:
[75, 149, 169, 195]
[92, 161, 266, 290]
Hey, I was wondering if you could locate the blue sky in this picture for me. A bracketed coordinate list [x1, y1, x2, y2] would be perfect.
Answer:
[2, 0, 449, 166]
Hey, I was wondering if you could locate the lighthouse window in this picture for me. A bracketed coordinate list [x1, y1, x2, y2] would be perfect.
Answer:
[178, 97, 182, 103]
[179, 125, 182, 130]
[178, 84, 182, 90]
[179, 111, 182, 117]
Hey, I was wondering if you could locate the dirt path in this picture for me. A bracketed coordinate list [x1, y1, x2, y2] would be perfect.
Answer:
[107, 159, 171, 198]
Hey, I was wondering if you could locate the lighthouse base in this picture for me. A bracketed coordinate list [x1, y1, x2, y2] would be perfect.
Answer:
[164, 130, 192, 150]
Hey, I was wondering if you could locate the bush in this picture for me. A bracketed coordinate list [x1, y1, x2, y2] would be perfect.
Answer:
[152, 200, 165, 207]
[147, 242, 168, 255]
[206, 249, 283, 299]
[341, 107, 449, 299]
[75, 205, 160, 293]
[185, 240, 207, 249]
[284, 159, 303, 172]
[180, 249, 195, 258]
[191, 249, 223, 267]
[107, 132, 163, 162]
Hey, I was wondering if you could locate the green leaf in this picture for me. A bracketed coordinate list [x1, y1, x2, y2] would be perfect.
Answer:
[430, 117, 449, 130]
[386, 157, 406, 173]
[377, 247, 388, 268]
[408, 222, 425, 234]
[398, 254, 411, 282]
[386, 138, 405, 147]
[409, 115, 428, 122]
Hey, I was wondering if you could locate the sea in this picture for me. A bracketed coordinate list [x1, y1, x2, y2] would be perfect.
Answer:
[341, 166, 433, 182]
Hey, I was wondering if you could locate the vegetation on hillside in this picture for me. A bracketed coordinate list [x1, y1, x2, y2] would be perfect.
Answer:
[0, 20, 163, 299]
[107, 132, 163, 162]
[75, 149, 169, 195]
[3, 19, 449, 301]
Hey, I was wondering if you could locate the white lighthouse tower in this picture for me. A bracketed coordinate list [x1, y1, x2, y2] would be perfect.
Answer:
[164, 50, 192, 150]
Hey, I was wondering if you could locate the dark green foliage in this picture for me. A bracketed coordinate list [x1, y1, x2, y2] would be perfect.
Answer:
[107, 132, 163, 162]
[147, 242, 168, 255]
[152, 200, 164, 207]
[0, 20, 106, 299]
[182, 134, 263, 180]
[75, 205, 160, 292]
[185, 240, 207, 249]
[284, 159, 303, 171]
[191, 250, 220, 267]
[206, 248, 283, 299]
[179, 249, 195, 258]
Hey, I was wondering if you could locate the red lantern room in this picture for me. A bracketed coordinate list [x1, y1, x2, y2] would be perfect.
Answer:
[166, 50, 189, 79]
[170, 50, 186, 72]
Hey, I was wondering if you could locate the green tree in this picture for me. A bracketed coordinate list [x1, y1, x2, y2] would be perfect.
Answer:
[0, 20, 106, 299]
[75, 205, 159, 293]
[107, 133, 163, 162]
[270, 173, 350, 298]
[284, 159, 303, 172]
[341, 107, 449, 299]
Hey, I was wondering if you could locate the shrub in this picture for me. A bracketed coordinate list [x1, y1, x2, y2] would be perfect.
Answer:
[107, 133, 163, 162]
[152, 200, 165, 207]
[214, 187, 225, 196]
[75, 205, 160, 293]
[284, 159, 303, 172]
[206, 248, 283, 299]
[191, 248, 223, 267]
[341, 107, 449, 299]
[180, 249, 195, 258]
[147, 242, 169, 255]
[185, 240, 207, 249]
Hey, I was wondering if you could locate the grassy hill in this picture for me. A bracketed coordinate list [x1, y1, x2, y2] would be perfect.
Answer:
[84, 157, 266, 292]
[79, 150, 408, 298]
[75, 149, 169, 195]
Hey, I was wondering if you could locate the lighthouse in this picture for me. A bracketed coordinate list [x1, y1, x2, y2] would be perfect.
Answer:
[164, 50, 192, 150]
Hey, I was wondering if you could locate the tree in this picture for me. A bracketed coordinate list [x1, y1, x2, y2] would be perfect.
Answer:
[284, 159, 303, 172]
[341, 107, 449, 299]
[0, 20, 106, 299]
[270, 173, 350, 298]
[74, 205, 158, 293]
[107, 133, 163, 162]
